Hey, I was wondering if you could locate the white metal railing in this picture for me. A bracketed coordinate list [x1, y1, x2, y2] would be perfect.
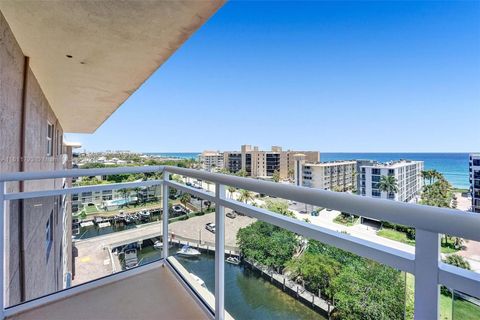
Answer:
[0, 165, 479, 320]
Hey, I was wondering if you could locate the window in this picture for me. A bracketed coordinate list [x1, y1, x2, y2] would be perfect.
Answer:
[46, 211, 53, 261]
[47, 122, 54, 156]
[372, 168, 381, 175]
[372, 190, 381, 197]
[57, 129, 62, 155]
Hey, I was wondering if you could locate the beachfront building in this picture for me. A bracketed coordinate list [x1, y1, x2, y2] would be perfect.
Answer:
[358, 160, 424, 202]
[223, 145, 319, 179]
[294, 156, 356, 191]
[469, 154, 480, 213]
[199, 151, 224, 172]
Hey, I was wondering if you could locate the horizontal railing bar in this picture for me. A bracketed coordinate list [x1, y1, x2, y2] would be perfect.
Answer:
[438, 263, 480, 298]
[166, 166, 480, 241]
[0, 165, 164, 182]
[4, 180, 163, 201]
[167, 176, 415, 272]
[220, 198, 416, 273]
[165, 180, 216, 202]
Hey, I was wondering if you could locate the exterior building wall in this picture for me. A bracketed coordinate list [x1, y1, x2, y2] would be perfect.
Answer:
[298, 161, 356, 191]
[470, 154, 480, 213]
[222, 145, 319, 180]
[199, 151, 224, 172]
[359, 160, 424, 202]
[0, 12, 70, 306]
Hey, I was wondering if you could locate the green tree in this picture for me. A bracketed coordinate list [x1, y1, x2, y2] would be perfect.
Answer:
[227, 186, 236, 199]
[264, 199, 295, 217]
[421, 170, 431, 186]
[180, 193, 191, 211]
[331, 261, 405, 320]
[286, 252, 341, 299]
[420, 177, 452, 208]
[272, 170, 280, 183]
[444, 254, 470, 270]
[237, 222, 298, 270]
[378, 175, 399, 197]
[288, 168, 295, 181]
[238, 189, 254, 204]
[236, 169, 248, 177]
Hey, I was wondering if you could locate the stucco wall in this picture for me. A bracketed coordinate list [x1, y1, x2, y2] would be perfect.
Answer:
[0, 11, 69, 306]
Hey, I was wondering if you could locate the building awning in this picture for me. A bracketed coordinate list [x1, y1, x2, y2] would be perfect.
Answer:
[0, 0, 224, 133]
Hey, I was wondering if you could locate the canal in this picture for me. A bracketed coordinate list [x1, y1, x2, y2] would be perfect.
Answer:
[137, 247, 325, 319]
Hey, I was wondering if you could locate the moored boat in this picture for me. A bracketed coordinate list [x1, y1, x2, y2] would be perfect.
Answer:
[177, 245, 201, 257]
[226, 256, 241, 265]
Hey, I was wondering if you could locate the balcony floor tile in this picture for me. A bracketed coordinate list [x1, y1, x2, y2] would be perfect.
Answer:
[8, 266, 209, 320]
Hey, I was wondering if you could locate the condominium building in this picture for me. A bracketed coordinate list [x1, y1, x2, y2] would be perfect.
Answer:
[223, 145, 319, 179]
[469, 154, 480, 213]
[358, 160, 424, 202]
[294, 157, 357, 191]
[199, 151, 224, 172]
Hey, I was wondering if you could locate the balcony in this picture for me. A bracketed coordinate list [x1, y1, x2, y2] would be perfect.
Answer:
[0, 166, 479, 320]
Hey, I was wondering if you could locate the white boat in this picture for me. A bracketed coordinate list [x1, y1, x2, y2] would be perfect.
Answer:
[226, 256, 241, 265]
[189, 273, 206, 288]
[177, 245, 201, 257]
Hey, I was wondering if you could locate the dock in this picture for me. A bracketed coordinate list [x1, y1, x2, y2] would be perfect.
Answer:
[244, 259, 333, 317]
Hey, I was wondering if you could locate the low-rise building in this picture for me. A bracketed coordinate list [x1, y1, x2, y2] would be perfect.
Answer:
[469, 153, 480, 213]
[358, 160, 424, 202]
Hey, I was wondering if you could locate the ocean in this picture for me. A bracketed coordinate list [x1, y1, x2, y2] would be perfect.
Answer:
[146, 152, 470, 189]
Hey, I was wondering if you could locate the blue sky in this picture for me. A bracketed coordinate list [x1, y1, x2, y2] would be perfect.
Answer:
[66, 1, 480, 153]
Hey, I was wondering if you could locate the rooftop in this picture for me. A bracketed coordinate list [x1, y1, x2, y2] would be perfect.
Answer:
[362, 159, 424, 169]
[305, 160, 357, 167]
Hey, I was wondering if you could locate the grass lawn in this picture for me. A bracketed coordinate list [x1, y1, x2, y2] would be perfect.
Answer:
[83, 205, 99, 215]
[377, 228, 416, 246]
[333, 213, 359, 226]
[377, 228, 459, 253]
[407, 273, 480, 320]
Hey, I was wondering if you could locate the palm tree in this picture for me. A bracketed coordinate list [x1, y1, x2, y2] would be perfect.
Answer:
[272, 170, 280, 183]
[378, 175, 398, 199]
[288, 168, 295, 181]
[180, 193, 191, 211]
[236, 169, 247, 178]
[430, 170, 443, 184]
[228, 186, 236, 199]
[421, 170, 430, 186]
[238, 189, 254, 204]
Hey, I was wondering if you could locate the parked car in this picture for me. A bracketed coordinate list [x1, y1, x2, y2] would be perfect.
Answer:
[226, 211, 237, 219]
[186, 182, 192, 187]
[205, 222, 215, 233]
[172, 205, 184, 214]
[299, 210, 307, 214]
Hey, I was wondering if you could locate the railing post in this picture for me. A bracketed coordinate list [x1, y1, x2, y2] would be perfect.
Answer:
[414, 229, 440, 319]
[162, 171, 170, 259]
[0, 181, 5, 319]
[215, 183, 225, 320]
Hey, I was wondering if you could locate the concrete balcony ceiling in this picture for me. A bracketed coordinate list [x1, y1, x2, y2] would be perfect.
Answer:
[0, 0, 224, 133]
